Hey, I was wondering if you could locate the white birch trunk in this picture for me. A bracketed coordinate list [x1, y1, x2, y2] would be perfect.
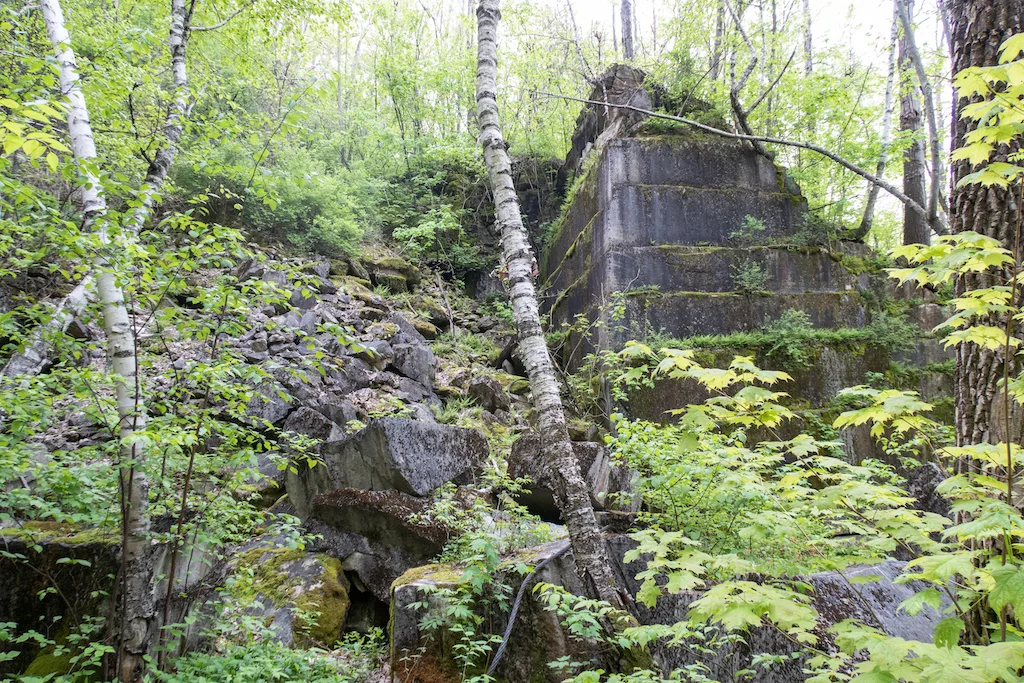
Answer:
[38, 0, 154, 679]
[476, 0, 624, 610]
[5, 0, 191, 379]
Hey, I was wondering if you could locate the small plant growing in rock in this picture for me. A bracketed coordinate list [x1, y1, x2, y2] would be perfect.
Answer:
[729, 215, 767, 245]
[730, 259, 769, 294]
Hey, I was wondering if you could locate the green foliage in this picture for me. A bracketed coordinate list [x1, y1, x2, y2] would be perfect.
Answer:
[155, 638, 382, 683]
[729, 259, 769, 294]
[950, 34, 1024, 188]
[728, 215, 766, 246]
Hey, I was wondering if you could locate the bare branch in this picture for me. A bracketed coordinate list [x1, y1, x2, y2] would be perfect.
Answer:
[191, 0, 257, 31]
[533, 89, 948, 235]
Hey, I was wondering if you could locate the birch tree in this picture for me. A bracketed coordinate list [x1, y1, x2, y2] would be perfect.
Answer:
[476, 0, 625, 610]
[4, 0, 198, 380]
[38, 0, 154, 678]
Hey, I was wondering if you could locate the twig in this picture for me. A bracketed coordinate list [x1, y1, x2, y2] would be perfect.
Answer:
[190, 0, 257, 31]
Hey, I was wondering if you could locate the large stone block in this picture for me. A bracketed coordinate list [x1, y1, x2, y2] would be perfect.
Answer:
[600, 136, 790, 192]
[286, 418, 488, 517]
[306, 488, 454, 602]
[618, 290, 868, 341]
[605, 245, 867, 294]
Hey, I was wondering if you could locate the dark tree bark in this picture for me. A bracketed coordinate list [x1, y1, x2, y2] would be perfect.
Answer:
[949, 0, 1024, 448]
[620, 0, 634, 60]
[900, 0, 930, 246]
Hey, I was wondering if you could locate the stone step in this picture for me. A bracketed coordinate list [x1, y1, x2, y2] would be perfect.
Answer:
[616, 289, 868, 341]
[605, 184, 808, 247]
[602, 135, 797, 193]
[604, 245, 868, 294]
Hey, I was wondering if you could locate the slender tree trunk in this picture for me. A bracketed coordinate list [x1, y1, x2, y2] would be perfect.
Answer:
[897, 0, 944, 227]
[709, 0, 725, 81]
[899, 0, 930, 246]
[802, 0, 813, 74]
[855, 0, 899, 240]
[611, 0, 618, 55]
[38, 1, 154, 680]
[620, 0, 633, 60]
[949, 0, 1024, 448]
[5, 0, 191, 379]
[475, 0, 624, 610]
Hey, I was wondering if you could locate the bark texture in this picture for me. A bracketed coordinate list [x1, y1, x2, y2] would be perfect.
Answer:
[5, 0, 192, 379]
[855, 0, 899, 240]
[897, 0, 944, 229]
[620, 0, 634, 61]
[476, 0, 623, 609]
[900, 0, 930, 246]
[38, 0, 154, 679]
[949, 0, 1024, 448]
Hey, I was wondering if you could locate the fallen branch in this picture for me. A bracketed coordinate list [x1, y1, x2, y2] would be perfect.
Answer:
[532, 89, 948, 235]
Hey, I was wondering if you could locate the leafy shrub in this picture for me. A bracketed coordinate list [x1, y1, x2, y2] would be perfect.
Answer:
[157, 639, 380, 683]
[730, 259, 769, 293]
[729, 215, 766, 245]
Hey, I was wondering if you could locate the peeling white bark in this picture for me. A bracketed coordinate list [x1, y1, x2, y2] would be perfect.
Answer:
[476, 0, 623, 609]
[5, 0, 192, 379]
[38, 0, 153, 679]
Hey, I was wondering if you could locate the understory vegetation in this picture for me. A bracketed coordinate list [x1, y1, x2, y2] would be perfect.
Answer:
[2, 0, 1023, 681]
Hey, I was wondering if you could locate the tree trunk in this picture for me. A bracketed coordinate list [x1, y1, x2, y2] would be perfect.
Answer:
[900, 0, 930, 246]
[897, 0, 944, 228]
[5, 0, 191, 380]
[620, 0, 634, 60]
[709, 0, 725, 81]
[38, 0, 154, 679]
[475, 0, 624, 610]
[949, 0, 1024, 448]
[855, 0, 899, 240]
[802, 0, 813, 74]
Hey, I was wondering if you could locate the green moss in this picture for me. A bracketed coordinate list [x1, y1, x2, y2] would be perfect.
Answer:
[375, 273, 408, 294]
[293, 555, 350, 648]
[370, 256, 414, 272]
[508, 378, 531, 395]
[23, 646, 75, 678]
[392, 562, 464, 588]
[0, 522, 118, 545]
[414, 319, 440, 339]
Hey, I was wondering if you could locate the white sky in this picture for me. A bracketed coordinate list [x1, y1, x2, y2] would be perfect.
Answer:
[563, 0, 947, 77]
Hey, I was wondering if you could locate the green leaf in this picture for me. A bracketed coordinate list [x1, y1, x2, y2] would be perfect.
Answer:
[932, 617, 964, 649]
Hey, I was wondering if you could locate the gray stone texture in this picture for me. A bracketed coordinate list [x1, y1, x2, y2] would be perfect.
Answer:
[285, 418, 488, 517]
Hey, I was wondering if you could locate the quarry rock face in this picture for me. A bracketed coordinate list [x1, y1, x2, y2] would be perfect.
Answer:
[508, 433, 636, 519]
[285, 417, 488, 517]
[306, 488, 455, 602]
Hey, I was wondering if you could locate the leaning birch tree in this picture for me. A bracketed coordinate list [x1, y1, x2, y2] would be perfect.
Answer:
[38, 0, 154, 679]
[476, 0, 625, 609]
